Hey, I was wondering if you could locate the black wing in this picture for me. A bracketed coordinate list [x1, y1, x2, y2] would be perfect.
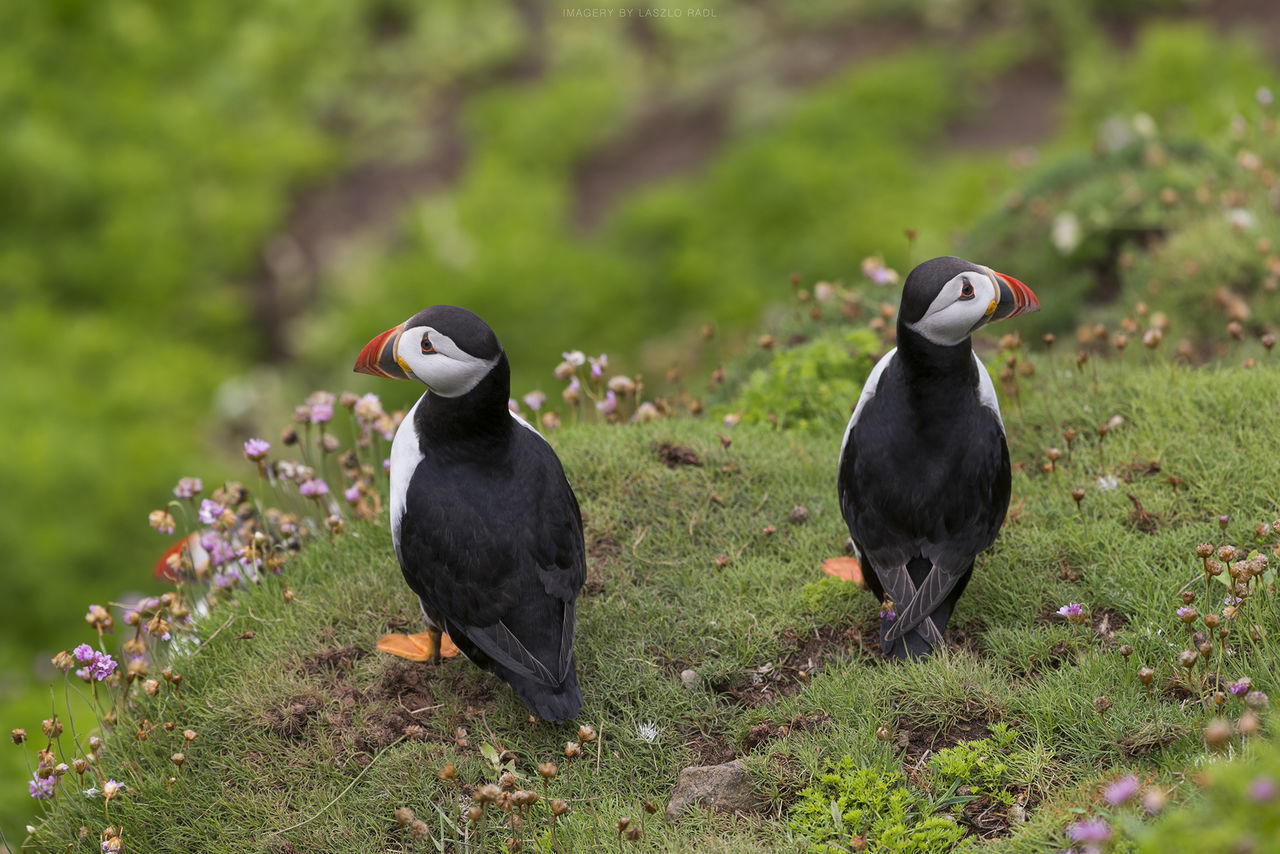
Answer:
[398, 426, 585, 687]
[838, 363, 1010, 647]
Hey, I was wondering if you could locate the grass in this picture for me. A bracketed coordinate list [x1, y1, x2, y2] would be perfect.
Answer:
[19, 339, 1280, 851]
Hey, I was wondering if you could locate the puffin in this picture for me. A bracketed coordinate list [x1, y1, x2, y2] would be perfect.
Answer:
[837, 256, 1039, 659]
[354, 305, 585, 722]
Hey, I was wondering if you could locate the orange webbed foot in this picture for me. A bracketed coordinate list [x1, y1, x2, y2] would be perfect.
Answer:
[822, 556, 867, 589]
[376, 632, 460, 662]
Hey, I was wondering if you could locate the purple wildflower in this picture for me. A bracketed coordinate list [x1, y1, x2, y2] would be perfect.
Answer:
[299, 479, 329, 497]
[382, 458, 391, 472]
[596, 390, 617, 415]
[28, 772, 55, 800]
[213, 568, 240, 588]
[523, 391, 547, 412]
[243, 438, 270, 461]
[309, 402, 334, 424]
[1057, 603, 1084, 619]
[344, 485, 360, 503]
[589, 354, 608, 380]
[1248, 775, 1277, 803]
[73, 643, 97, 664]
[198, 499, 224, 525]
[173, 477, 202, 500]
[1104, 775, 1140, 806]
[1066, 817, 1111, 844]
[1229, 678, 1252, 697]
[1176, 605, 1195, 620]
[1225, 594, 1243, 608]
[880, 603, 896, 621]
[90, 652, 117, 681]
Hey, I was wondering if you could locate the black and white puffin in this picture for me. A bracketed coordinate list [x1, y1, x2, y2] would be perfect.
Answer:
[354, 306, 585, 722]
[837, 256, 1040, 659]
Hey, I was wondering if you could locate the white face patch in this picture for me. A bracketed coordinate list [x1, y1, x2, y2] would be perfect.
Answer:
[396, 326, 499, 398]
[908, 270, 999, 347]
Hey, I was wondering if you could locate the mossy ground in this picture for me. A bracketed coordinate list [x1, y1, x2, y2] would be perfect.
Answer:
[24, 343, 1280, 852]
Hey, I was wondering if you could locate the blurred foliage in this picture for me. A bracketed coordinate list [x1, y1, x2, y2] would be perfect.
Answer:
[967, 23, 1280, 345]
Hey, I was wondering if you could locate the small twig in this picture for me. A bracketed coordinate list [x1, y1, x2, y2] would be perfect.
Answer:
[274, 735, 406, 834]
[189, 615, 236, 657]
[596, 721, 604, 773]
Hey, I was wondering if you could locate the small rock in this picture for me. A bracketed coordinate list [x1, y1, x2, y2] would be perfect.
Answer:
[665, 760, 755, 821]
[789, 505, 809, 524]
[679, 669, 699, 690]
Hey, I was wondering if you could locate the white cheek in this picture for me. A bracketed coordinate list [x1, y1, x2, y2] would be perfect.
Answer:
[416, 353, 496, 397]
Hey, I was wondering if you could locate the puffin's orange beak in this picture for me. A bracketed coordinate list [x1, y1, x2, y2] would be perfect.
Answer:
[354, 323, 409, 379]
[988, 270, 1039, 321]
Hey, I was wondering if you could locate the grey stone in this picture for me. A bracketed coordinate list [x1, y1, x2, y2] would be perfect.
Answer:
[665, 760, 755, 821]
[679, 669, 700, 689]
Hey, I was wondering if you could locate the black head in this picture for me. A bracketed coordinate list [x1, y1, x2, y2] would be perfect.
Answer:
[897, 256, 1039, 347]
[354, 305, 505, 398]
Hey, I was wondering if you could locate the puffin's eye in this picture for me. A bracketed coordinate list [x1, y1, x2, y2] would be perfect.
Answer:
[959, 278, 975, 300]
[421, 335, 436, 355]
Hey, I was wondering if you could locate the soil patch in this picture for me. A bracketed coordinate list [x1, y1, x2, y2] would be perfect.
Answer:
[715, 626, 857, 707]
[683, 730, 737, 766]
[742, 713, 833, 751]
[653, 442, 704, 468]
[263, 693, 326, 741]
[299, 644, 367, 676]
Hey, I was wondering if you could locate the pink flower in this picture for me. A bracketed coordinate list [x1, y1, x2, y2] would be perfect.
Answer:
[309, 403, 334, 424]
[596, 390, 617, 415]
[1104, 775, 1139, 806]
[299, 479, 329, 497]
[173, 477, 202, 500]
[198, 499, 224, 526]
[243, 438, 270, 461]
[523, 391, 547, 412]
[1248, 775, 1276, 803]
[28, 772, 55, 800]
[344, 485, 360, 503]
[73, 644, 96, 664]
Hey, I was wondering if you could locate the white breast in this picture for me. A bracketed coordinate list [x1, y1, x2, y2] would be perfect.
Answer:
[972, 350, 1004, 429]
[839, 347, 897, 464]
[389, 395, 425, 553]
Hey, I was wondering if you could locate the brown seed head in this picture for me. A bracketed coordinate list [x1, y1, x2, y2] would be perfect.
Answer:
[552, 798, 570, 816]
[1178, 649, 1199, 670]
[409, 819, 429, 842]
[498, 771, 517, 791]
[1203, 718, 1232, 750]
[875, 725, 892, 741]
[1093, 696, 1112, 716]
[11, 728, 25, 745]
[538, 761, 557, 779]
[1238, 710, 1262, 737]
[1071, 488, 1086, 505]
[183, 729, 196, 742]
[465, 805, 483, 822]
[437, 763, 456, 782]
[1138, 667, 1154, 685]
[616, 817, 631, 833]
[1181, 590, 1196, 605]
[577, 724, 597, 744]
[475, 784, 501, 805]
[1118, 644, 1133, 658]
[1203, 613, 1221, 629]
[626, 827, 642, 842]
[1196, 542, 1215, 558]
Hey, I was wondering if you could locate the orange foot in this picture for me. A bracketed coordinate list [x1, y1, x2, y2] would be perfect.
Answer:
[822, 556, 867, 589]
[376, 632, 460, 661]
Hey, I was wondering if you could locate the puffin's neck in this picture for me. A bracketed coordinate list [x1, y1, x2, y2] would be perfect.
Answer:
[415, 352, 513, 447]
[894, 324, 978, 390]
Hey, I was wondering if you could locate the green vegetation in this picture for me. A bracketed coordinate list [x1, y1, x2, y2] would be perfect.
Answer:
[790, 759, 965, 852]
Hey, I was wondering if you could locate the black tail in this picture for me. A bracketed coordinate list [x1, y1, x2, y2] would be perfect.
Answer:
[510, 660, 582, 723]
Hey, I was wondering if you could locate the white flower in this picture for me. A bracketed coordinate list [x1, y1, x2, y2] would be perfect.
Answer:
[561, 350, 586, 367]
[1051, 212, 1081, 255]
[637, 722, 660, 743]
[1096, 475, 1119, 492]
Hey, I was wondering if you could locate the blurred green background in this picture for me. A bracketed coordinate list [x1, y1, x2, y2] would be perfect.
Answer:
[2, 0, 1277, 836]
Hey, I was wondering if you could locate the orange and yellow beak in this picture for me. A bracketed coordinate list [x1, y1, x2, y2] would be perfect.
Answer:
[988, 269, 1040, 322]
[354, 323, 410, 380]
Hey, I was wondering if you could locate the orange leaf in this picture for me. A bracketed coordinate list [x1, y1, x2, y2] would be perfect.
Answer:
[822, 557, 867, 589]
